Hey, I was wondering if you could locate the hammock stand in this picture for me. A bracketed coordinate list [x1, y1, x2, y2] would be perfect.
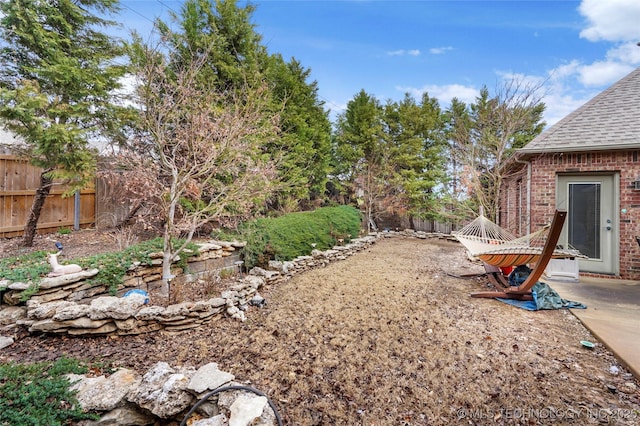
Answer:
[453, 210, 576, 300]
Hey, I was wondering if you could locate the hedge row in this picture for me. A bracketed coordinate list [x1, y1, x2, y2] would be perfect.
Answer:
[221, 205, 362, 268]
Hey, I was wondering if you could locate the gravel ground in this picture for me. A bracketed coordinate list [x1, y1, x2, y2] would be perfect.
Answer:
[1, 234, 639, 425]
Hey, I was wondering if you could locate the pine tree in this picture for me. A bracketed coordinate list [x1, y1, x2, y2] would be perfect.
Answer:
[0, 0, 131, 246]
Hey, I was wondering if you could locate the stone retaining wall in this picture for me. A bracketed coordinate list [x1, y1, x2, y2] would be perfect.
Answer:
[1, 240, 244, 306]
[0, 235, 385, 338]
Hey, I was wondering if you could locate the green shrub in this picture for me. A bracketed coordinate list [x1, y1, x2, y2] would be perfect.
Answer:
[56, 227, 72, 235]
[217, 205, 362, 268]
[0, 357, 99, 425]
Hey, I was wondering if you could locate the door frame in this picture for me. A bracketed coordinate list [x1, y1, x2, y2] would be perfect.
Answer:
[555, 172, 619, 275]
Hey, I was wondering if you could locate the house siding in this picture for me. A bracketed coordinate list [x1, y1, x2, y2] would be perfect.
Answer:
[500, 149, 640, 281]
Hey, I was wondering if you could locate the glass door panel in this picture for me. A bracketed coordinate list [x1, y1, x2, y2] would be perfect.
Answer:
[568, 183, 600, 259]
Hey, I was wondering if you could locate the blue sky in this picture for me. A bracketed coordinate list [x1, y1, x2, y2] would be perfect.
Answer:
[118, 0, 640, 126]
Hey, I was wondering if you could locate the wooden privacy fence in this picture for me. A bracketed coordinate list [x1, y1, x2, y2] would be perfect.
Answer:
[0, 155, 96, 238]
[399, 215, 454, 234]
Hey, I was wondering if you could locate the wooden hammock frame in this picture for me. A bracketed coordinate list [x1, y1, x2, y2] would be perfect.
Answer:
[471, 210, 567, 301]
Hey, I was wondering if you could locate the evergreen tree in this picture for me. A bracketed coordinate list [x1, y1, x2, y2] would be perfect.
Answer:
[266, 55, 332, 211]
[156, 0, 332, 211]
[382, 93, 447, 221]
[0, 0, 131, 246]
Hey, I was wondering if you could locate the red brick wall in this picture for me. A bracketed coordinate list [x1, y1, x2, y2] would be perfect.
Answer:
[500, 150, 640, 280]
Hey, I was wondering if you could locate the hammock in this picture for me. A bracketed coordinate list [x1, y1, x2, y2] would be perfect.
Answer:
[453, 213, 583, 267]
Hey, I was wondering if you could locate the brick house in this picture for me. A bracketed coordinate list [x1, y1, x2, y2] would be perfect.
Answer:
[500, 67, 640, 280]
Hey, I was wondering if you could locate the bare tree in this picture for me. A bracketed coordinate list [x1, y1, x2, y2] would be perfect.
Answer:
[124, 43, 279, 295]
[454, 76, 546, 222]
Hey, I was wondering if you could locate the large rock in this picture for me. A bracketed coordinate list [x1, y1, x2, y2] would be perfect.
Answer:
[187, 363, 235, 394]
[162, 302, 193, 318]
[69, 368, 141, 411]
[68, 322, 118, 335]
[128, 362, 195, 419]
[135, 306, 166, 321]
[29, 317, 113, 333]
[228, 394, 268, 426]
[89, 295, 147, 320]
[4, 270, 99, 292]
[52, 303, 92, 321]
[26, 300, 75, 320]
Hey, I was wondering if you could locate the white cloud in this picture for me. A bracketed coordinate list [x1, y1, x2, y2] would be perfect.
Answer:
[579, 0, 640, 42]
[429, 46, 453, 55]
[605, 42, 640, 65]
[577, 61, 635, 86]
[396, 84, 479, 106]
[386, 49, 421, 57]
[549, 60, 581, 80]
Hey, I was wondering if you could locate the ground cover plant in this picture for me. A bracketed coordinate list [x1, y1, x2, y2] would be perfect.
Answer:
[1, 235, 639, 425]
[0, 357, 98, 425]
[0, 237, 199, 300]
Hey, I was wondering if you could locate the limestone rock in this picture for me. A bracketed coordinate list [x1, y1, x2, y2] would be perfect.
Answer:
[187, 363, 235, 394]
[128, 362, 195, 419]
[0, 306, 27, 325]
[27, 300, 75, 320]
[0, 336, 14, 349]
[52, 303, 92, 321]
[208, 297, 226, 308]
[196, 242, 223, 251]
[67, 322, 118, 335]
[37, 269, 99, 289]
[135, 306, 166, 321]
[89, 296, 146, 320]
[192, 414, 228, 426]
[114, 318, 139, 331]
[87, 404, 156, 426]
[243, 275, 265, 290]
[162, 302, 192, 318]
[228, 394, 268, 426]
[29, 289, 73, 303]
[7, 281, 31, 290]
[70, 368, 141, 411]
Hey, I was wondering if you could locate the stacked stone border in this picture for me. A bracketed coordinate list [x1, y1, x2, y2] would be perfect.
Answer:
[0, 230, 452, 425]
[0, 231, 451, 340]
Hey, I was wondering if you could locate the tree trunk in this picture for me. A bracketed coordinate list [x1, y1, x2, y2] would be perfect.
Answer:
[22, 170, 54, 247]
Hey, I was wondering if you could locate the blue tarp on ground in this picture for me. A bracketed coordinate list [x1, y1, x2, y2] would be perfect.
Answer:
[497, 282, 587, 311]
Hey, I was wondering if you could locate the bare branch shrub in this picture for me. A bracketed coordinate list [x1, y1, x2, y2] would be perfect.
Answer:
[117, 41, 280, 295]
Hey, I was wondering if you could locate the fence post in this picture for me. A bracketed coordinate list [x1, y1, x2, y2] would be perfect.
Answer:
[74, 190, 80, 231]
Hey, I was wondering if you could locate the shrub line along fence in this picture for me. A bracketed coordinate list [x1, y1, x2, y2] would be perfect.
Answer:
[1, 153, 455, 238]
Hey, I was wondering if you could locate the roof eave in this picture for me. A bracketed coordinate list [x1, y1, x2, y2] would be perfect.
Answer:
[518, 143, 640, 157]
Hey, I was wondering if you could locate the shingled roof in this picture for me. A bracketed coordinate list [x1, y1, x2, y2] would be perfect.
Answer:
[518, 67, 640, 155]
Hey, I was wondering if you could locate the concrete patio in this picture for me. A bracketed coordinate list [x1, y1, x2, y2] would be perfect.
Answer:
[546, 276, 640, 379]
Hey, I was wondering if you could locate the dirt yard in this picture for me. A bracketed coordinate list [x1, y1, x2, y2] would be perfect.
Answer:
[1, 233, 640, 425]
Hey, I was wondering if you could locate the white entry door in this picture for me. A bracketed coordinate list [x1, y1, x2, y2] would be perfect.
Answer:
[557, 174, 618, 274]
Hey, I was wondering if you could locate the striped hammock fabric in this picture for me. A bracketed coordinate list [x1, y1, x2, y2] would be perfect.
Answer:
[453, 213, 582, 267]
